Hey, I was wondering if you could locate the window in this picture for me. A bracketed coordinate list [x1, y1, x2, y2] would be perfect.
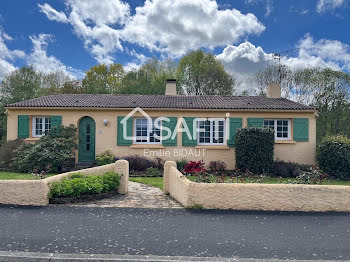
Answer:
[134, 118, 161, 144]
[32, 117, 51, 137]
[263, 119, 291, 140]
[198, 119, 225, 145]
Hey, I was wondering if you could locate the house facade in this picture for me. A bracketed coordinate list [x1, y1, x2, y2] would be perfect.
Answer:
[6, 80, 316, 169]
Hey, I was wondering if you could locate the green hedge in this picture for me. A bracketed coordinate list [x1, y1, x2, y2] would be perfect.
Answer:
[235, 127, 275, 174]
[49, 171, 121, 198]
[317, 135, 350, 179]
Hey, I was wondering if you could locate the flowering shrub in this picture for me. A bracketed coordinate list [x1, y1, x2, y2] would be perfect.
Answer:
[11, 125, 77, 173]
[183, 161, 205, 175]
[283, 166, 327, 185]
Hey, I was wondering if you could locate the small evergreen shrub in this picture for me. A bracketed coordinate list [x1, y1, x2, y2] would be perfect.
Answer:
[208, 160, 227, 172]
[235, 127, 275, 174]
[0, 139, 24, 170]
[317, 135, 350, 179]
[124, 155, 156, 172]
[96, 150, 115, 166]
[176, 159, 188, 171]
[146, 167, 161, 176]
[49, 171, 120, 198]
[273, 160, 310, 178]
[11, 125, 77, 173]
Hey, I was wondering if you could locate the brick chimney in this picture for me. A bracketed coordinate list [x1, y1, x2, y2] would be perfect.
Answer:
[267, 83, 281, 98]
[165, 79, 177, 95]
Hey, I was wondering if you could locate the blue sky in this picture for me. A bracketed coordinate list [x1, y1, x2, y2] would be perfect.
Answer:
[0, 0, 349, 82]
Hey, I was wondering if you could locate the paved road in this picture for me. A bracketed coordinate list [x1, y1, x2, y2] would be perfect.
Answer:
[0, 206, 349, 261]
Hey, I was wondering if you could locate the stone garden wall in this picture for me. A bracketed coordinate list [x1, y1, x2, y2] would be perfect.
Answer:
[0, 160, 129, 206]
[164, 161, 350, 212]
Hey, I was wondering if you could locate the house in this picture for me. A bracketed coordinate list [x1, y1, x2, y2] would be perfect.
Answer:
[5, 80, 316, 169]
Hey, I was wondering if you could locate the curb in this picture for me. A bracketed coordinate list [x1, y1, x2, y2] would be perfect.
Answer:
[0, 251, 347, 262]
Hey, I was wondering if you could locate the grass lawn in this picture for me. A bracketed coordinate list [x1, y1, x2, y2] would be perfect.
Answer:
[129, 176, 350, 189]
[0, 172, 56, 180]
[129, 177, 164, 190]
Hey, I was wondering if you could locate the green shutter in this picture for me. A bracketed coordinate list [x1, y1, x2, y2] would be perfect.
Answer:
[18, 115, 29, 139]
[51, 116, 62, 128]
[227, 118, 242, 147]
[247, 118, 264, 127]
[117, 116, 132, 146]
[293, 118, 309, 142]
[182, 117, 197, 146]
[162, 117, 177, 146]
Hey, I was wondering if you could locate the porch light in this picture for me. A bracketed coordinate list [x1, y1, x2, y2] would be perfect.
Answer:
[103, 119, 108, 126]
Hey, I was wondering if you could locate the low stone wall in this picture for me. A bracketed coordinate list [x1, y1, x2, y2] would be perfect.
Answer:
[164, 161, 350, 212]
[0, 160, 129, 206]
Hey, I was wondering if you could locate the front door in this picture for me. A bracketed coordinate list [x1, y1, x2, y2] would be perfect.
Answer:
[78, 117, 96, 162]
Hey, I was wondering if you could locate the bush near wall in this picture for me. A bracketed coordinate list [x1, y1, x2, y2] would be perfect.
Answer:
[96, 150, 116, 166]
[235, 127, 275, 174]
[11, 125, 77, 173]
[49, 171, 121, 198]
[317, 135, 350, 179]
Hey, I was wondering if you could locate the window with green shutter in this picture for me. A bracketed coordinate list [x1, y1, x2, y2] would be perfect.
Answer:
[18, 115, 29, 139]
[51, 116, 62, 128]
[247, 118, 263, 127]
[117, 116, 133, 146]
[227, 118, 242, 147]
[293, 118, 309, 142]
[162, 117, 177, 146]
[182, 117, 197, 146]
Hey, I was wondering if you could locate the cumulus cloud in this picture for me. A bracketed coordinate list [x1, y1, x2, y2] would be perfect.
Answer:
[38, 3, 69, 23]
[38, 0, 130, 64]
[39, 0, 265, 63]
[27, 34, 83, 78]
[316, 0, 346, 13]
[0, 29, 25, 80]
[217, 35, 350, 87]
[121, 0, 265, 56]
[284, 34, 350, 71]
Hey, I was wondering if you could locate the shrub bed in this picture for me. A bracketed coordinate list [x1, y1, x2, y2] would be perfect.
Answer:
[273, 160, 310, 178]
[49, 171, 121, 198]
[317, 135, 350, 179]
[11, 125, 77, 173]
[235, 127, 275, 174]
[96, 150, 116, 166]
[0, 139, 24, 171]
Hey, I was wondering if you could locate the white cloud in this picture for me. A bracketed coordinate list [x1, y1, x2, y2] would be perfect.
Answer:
[284, 34, 350, 71]
[27, 34, 83, 78]
[39, 0, 265, 62]
[38, 3, 69, 23]
[245, 0, 274, 17]
[121, 0, 265, 57]
[0, 29, 25, 80]
[217, 35, 350, 90]
[316, 0, 346, 13]
[38, 0, 130, 64]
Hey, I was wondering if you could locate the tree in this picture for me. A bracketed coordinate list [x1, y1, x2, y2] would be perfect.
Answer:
[248, 64, 293, 97]
[40, 71, 73, 96]
[0, 66, 42, 140]
[60, 80, 83, 94]
[119, 58, 176, 95]
[82, 64, 124, 94]
[176, 50, 235, 95]
[292, 68, 350, 142]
